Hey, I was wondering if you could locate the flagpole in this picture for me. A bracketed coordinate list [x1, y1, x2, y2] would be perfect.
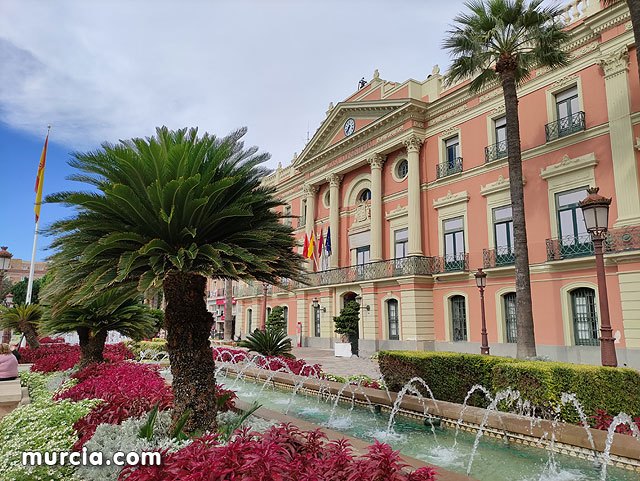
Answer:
[26, 124, 50, 306]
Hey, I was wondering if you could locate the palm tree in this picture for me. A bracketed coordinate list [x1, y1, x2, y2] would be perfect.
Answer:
[46, 126, 303, 431]
[0, 304, 42, 349]
[603, 1, 640, 81]
[444, 0, 569, 358]
[41, 287, 157, 368]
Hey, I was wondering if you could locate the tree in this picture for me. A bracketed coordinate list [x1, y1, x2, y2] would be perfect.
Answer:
[603, 1, 640, 82]
[334, 301, 360, 355]
[46, 126, 303, 432]
[0, 304, 42, 348]
[223, 278, 233, 340]
[41, 287, 157, 368]
[443, 0, 569, 358]
[10, 274, 48, 305]
[266, 306, 286, 332]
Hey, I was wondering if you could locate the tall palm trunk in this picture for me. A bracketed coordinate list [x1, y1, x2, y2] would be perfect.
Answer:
[19, 321, 40, 349]
[223, 278, 233, 341]
[628, 0, 640, 81]
[501, 68, 537, 359]
[164, 272, 217, 432]
[77, 327, 106, 368]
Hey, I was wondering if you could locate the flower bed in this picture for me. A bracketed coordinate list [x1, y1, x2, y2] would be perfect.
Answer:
[19, 341, 134, 372]
[119, 424, 436, 481]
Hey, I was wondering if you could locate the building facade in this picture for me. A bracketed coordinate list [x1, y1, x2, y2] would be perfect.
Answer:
[206, 278, 237, 337]
[236, 1, 640, 367]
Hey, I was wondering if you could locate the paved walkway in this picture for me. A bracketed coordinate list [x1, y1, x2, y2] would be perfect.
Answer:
[291, 347, 381, 379]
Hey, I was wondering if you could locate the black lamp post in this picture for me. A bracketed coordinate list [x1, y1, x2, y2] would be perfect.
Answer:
[474, 268, 490, 355]
[312, 297, 326, 313]
[579, 187, 617, 367]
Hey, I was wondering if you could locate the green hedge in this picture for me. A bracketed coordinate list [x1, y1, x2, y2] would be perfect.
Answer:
[492, 361, 640, 422]
[378, 351, 640, 421]
[378, 351, 518, 407]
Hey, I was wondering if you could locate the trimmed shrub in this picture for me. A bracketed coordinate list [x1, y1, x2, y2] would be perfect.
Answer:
[378, 351, 517, 405]
[491, 361, 640, 422]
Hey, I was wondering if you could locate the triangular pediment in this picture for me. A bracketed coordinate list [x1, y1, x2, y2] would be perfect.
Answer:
[294, 99, 409, 168]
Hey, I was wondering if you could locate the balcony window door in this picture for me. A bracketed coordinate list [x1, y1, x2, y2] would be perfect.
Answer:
[443, 217, 465, 271]
[355, 246, 370, 279]
[393, 228, 409, 272]
[445, 136, 459, 169]
[503, 292, 517, 343]
[555, 86, 582, 138]
[495, 116, 507, 158]
[450, 295, 467, 342]
[557, 188, 592, 257]
[493, 206, 515, 266]
[571, 288, 599, 346]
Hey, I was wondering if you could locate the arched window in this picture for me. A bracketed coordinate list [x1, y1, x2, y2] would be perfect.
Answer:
[387, 299, 399, 340]
[359, 189, 372, 202]
[396, 159, 408, 179]
[503, 292, 517, 343]
[450, 296, 467, 341]
[571, 287, 599, 346]
[282, 306, 289, 329]
[247, 308, 252, 333]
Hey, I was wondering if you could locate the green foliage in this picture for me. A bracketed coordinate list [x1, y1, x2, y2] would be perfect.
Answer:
[239, 328, 293, 357]
[218, 402, 261, 442]
[378, 351, 518, 406]
[266, 306, 286, 332]
[40, 288, 157, 341]
[20, 371, 54, 403]
[492, 361, 640, 422]
[323, 373, 347, 384]
[45, 126, 304, 300]
[10, 275, 48, 306]
[0, 398, 98, 481]
[443, 0, 569, 92]
[0, 303, 42, 333]
[334, 301, 360, 337]
[148, 308, 165, 335]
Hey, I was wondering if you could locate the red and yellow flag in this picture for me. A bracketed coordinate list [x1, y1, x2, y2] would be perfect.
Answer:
[34, 129, 50, 223]
[307, 230, 315, 259]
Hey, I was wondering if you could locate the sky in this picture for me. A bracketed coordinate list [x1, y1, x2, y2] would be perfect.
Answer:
[0, 0, 467, 262]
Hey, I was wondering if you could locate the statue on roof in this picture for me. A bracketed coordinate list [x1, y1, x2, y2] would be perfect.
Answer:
[358, 77, 366, 89]
[373, 69, 380, 80]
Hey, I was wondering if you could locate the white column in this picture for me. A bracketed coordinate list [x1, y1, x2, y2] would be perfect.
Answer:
[367, 154, 385, 261]
[326, 174, 343, 269]
[404, 135, 424, 255]
[303, 183, 318, 269]
[600, 47, 640, 227]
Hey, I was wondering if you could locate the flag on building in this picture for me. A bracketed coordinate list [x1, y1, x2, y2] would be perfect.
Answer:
[325, 226, 332, 256]
[307, 230, 316, 259]
[303, 233, 309, 258]
[34, 129, 50, 223]
[317, 228, 324, 257]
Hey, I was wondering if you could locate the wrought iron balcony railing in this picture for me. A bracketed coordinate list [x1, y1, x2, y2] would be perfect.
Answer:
[483, 246, 515, 268]
[547, 226, 640, 261]
[436, 157, 463, 179]
[545, 111, 585, 142]
[440, 252, 469, 272]
[484, 140, 508, 163]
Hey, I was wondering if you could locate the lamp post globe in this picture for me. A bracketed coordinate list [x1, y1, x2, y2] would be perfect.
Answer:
[579, 187, 617, 367]
[0, 246, 12, 272]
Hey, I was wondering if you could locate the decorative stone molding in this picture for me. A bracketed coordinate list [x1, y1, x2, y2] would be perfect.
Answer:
[569, 41, 599, 60]
[547, 73, 579, 91]
[635, 137, 640, 152]
[479, 88, 501, 103]
[354, 201, 371, 222]
[302, 183, 319, 197]
[438, 126, 460, 139]
[367, 153, 385, 170]
[385, 205, 408, 220]
[430, 104, 467, 125]
[403, 135, 424, 154]
[625, 21, 633, 31]
[326, 173, 344, 187]
[490, 104, 506, 116]
[599, 48, 629, 78]
[480, 175, 511, 197]
[433, 190, 470, 210]
[540, 152, 597, 180]
[326, 102, 334, 116]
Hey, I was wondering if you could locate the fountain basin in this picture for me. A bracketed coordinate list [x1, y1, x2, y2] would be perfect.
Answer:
[222, 365, 640, 473]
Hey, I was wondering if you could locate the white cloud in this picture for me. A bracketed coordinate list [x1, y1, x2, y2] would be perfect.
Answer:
[0, 0, 464, 167]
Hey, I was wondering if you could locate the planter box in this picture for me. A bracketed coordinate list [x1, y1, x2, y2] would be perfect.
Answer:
[334, 343, 352, 357]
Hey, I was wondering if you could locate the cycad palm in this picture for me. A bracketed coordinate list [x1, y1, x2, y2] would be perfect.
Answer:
[46, 126, 303, 431]
[41, 286, 157, 369]
[0, 304, 42, 349]
[444, 0, 569, 358]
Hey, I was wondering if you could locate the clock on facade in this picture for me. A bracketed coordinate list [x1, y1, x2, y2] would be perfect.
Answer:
[343, 118, 356, 136]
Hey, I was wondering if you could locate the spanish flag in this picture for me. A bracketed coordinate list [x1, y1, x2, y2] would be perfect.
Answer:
[307, 230, 315, 259]
[34, 128, 50, 223]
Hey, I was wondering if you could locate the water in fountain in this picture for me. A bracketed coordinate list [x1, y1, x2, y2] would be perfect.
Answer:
[327, 382, 358, 429]
[284, 376, 311, 414]
[453, 384, 494, 447]
[599, 413, 640, 481]
[466, 387, 521, 475]
[560, 393, 597, 454]
[386, 377, 439, 434]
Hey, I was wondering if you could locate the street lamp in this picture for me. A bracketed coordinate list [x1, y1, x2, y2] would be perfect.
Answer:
[579, 187, 617, 367]
[354, 294, 370, 312]
[312, 297, 326, 313]
[260, 282, 269, 330]
[0, 246, 13, 344]
[474, 268, 490, 355]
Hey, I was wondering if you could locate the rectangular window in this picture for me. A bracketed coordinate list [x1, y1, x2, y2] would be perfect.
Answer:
[356, 246, 370, 265]
[445, 136, 460, 166]
[451, 296, 467, 342]
[555, 86, 579, 120]
[443, 217, 465, 271]
[493, 206, 515, 265]
[556, 188, 592, 258]
[284, 205, 292, 226]
[495, 116, 506, 144]
[394, 228, 408, 259]
[300, 201, 307, 227]
[388, 300, 399, 340]
[314, 306, 321, 337]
